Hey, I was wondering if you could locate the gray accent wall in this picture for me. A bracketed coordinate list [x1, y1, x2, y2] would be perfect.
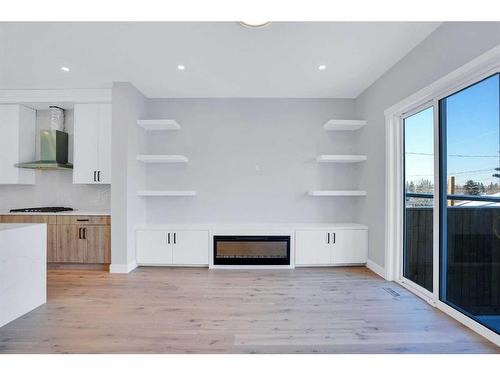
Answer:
[144, 98, 363, 224]
[355, 22, 500, 269]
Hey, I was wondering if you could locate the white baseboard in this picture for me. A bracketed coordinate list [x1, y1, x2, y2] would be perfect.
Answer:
[109, 261, 138, 274]
[366, 259, 386, 279]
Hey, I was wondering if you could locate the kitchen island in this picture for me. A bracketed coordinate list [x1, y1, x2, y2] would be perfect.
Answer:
[0, 223, 46, 327]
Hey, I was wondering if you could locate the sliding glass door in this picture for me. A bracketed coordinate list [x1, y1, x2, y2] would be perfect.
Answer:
[439, 73, 500, 334]
[403, 106, 435, 293]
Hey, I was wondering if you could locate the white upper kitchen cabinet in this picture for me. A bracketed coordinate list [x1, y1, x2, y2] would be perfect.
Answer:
[73, 103, 112, 184]
[0, 105, 36, 184]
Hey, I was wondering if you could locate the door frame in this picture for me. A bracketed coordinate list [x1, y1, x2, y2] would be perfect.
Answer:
[384, 43, 500, 346]
[400, 101, 437, 301]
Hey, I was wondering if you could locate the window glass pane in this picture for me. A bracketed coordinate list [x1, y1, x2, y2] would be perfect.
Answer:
[440, 73, 500, 334]
[404, 106, 434, 292]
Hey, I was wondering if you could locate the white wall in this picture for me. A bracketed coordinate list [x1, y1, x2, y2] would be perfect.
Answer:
[144, 98, 363, 224]
[111, 82, 147, 271]
[0, 109, 110, 211]
[355, 22, 500, 269]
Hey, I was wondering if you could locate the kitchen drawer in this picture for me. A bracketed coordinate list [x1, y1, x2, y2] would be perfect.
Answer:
[0, 215, 56, 224]
[56, 215, 110, 225]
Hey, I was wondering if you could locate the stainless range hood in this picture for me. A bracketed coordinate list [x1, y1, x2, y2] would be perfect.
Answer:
[16, 106, 73, 170]
[16, 129, 73, 170]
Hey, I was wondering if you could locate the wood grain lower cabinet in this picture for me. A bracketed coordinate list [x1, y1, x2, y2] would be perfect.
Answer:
[57, 225, 86, 263]
[0, 215, 58, 262]
[56, 223, 111, 264]
[85, 225, 111, 263]
[0, 215, 110, 265]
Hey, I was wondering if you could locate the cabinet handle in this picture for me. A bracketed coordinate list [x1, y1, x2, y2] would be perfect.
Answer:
[167, 232, 170, 244]
[83, 228, 87, 240]
[77, 219, 89, 222]
[97, 171, 101, 182]
[78, 227, 82, 239]
[93, 171, 96, 182]
[173, 232, 176, 244]
[333, 232, 336, 244]
[327, 232, 330, 244]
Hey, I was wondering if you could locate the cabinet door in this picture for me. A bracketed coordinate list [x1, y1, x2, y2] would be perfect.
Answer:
[97, 104, 112, 183]
[84, 225, 111, 263]
[73, 104, 100, 184]
[0, 105, 35, 185]
[295, 231, 331, 265]
[136, 230, 172, 265]
[331, 229, 368, 264]
[57, 225, 86, 263]
[172, 231, 209, 265]
[47, 224, 58, 262]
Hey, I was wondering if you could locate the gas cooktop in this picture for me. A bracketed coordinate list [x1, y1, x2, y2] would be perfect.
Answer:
[10, 207, 74, 213]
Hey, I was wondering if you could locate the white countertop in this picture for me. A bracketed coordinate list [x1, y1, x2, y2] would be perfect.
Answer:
[136, 222, 368, 231]
[0, 223, 46, 231]
[0, 210, 110, 216]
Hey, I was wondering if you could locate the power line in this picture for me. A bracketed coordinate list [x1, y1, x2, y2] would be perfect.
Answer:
[407, 168, 496, 177]
[406, 152, 500, 158]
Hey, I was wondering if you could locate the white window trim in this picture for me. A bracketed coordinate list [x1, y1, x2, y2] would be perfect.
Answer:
[384, 43, 500, 346]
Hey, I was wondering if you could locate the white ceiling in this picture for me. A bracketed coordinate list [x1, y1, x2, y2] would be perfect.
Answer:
[0, 22, 441, 98]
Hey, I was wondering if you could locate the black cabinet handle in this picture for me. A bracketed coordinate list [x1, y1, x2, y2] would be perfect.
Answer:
[77, 219, 89, 222]
[93, 171, 96, 182]
[97, 171, 101, 182]
[173, 232, 176, 244]
[333, 232, 336, 244]
[327, 232, 330, 244]
[78, 227, 82, 239]
[83, 228, 87, 240]
[167, 232, 170, 244]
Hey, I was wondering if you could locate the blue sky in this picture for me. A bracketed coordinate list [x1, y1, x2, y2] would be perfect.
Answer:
[405, 73, 500, 188]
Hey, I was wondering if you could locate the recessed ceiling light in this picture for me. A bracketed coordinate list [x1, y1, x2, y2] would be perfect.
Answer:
[239, 21, 272, 29]
[318, 65, 326, 71]
[61, 66, 70, 72]
[177, 65, 185, 71]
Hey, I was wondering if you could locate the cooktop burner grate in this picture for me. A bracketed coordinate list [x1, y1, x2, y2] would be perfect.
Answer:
[10, 207, 74, 213]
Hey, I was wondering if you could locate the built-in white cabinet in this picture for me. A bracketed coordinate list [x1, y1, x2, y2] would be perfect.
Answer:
[73, 103, 111, 184]
[295, 229, 367, 266]
[0, 105, 36, 184]
[136, 230, 209, 266]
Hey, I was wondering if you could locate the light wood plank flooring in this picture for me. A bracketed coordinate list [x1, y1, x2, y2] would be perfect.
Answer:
[0, 267, 498, 353]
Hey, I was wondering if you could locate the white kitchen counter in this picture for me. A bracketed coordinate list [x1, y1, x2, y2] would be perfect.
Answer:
[0, 209, 110, 216]
[0, 223, 47, 327]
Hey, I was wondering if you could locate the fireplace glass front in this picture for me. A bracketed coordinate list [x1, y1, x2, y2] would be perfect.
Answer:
[213, 235, 290, 265]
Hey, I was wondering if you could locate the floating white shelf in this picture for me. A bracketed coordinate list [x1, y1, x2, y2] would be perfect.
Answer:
[137, 190, 197, 197]
[137, 154, 188, 163]
[316, 154, 367, 163]
[137, 119, 181, 131]
[323, 119, 366, 131]
[308, 190, 367, 197]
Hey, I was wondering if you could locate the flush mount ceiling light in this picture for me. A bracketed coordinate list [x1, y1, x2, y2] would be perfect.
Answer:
[239, 21, 272, 29]
[61, 66, 70, 72]
[318, 65, 326, 71]
[177, 65, 185, 71]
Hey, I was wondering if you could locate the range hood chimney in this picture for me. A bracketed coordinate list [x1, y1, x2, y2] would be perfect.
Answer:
[16, 106, 73, 170]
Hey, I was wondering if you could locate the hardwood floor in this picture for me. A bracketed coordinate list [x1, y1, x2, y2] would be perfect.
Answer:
[0, 267, 498, 353]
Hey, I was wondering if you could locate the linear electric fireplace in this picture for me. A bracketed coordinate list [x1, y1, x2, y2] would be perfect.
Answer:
[213, 235, 291, 265]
